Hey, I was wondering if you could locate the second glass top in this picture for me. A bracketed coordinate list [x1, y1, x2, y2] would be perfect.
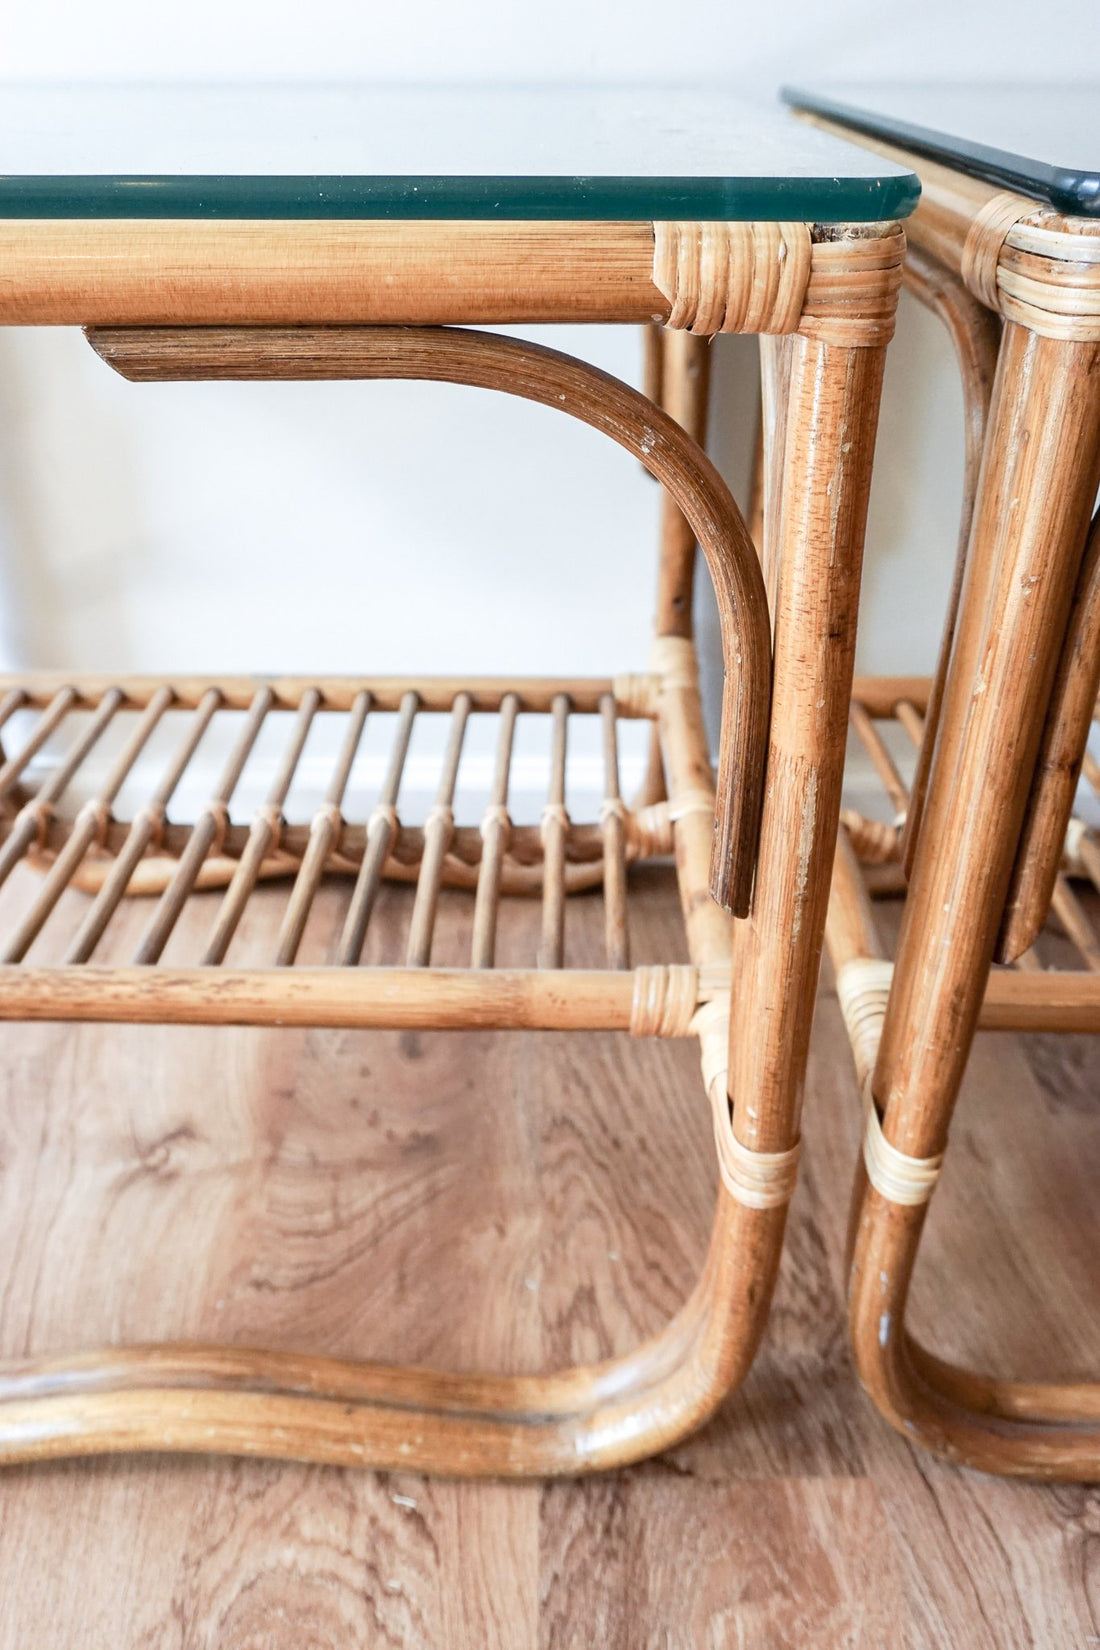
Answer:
[784, 84, 1099, 217]
[0, 84, 919, 221]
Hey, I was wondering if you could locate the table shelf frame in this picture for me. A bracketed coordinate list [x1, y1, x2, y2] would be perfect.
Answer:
[0, 221, 903, 1474]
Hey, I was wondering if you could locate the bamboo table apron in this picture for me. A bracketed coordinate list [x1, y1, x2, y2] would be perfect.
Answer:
[786, 83, 1100, 1480]
[0, 86, 915, 1474]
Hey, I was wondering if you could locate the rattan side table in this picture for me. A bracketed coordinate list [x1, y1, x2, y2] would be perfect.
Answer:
[0, 86, 913, 1475]
[787, 85, 1100, 1479]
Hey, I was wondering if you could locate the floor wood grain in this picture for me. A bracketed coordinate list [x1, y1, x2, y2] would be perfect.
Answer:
[0, 874, 1096, 1648]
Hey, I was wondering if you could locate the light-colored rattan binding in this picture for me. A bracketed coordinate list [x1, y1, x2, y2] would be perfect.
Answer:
[959, 191, 1031, 311]
[652, 221, 811, 336]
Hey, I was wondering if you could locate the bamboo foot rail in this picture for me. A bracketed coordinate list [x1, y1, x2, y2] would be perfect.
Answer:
[831, 677, 1100, 1478]
[0, 240, 901, 1475]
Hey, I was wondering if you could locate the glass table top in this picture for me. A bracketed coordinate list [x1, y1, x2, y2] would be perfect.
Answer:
[0, 84, 919, 221]
[784, 84, 1099, 217]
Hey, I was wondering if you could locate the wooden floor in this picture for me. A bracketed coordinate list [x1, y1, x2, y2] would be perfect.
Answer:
[0, 867, 1097, 1648]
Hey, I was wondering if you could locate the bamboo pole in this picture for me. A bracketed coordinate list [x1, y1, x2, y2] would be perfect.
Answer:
[599, 693, 630, 970]
[470, 694, 518, 969]
[538, 694, 571, 971]
[338, 691, 419, 966]
[132, 689, 274, 964]
[406, 694, 471, 968]
[275, 689, 372, 966]
[201, 690, 320, 965]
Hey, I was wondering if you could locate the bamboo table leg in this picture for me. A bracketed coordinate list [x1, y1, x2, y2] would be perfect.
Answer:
[847, 322, 1100, 1479]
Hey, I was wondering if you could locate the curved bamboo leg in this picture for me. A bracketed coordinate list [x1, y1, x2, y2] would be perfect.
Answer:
[0, 1184, 784, 1475]
[847, 324, 1100, 1479]
[0, 326, 770, 1474]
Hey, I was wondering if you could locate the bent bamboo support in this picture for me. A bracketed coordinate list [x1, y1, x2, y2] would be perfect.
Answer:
[828, 821, 1100, 1478]
[86, 324, 772, 918]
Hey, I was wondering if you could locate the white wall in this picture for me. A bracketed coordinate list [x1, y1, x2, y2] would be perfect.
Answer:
[1, 1, 1098, 704]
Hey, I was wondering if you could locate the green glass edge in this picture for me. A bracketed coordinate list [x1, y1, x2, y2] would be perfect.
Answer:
[0, 172, 920, 222]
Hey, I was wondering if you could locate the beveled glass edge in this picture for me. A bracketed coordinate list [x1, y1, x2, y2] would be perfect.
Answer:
[783, 86, 1100, 218]
[0, 171, 920, 222]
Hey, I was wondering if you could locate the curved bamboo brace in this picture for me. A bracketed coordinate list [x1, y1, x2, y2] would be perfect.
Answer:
[0, 1187, 783, 1475]
[86, 324, 772, 917]
[898, 247, 1001, 875]
[999, 505, 1100, 960]
[848, 1189, 1100, 1480]
[829, 834, 1100, 1478]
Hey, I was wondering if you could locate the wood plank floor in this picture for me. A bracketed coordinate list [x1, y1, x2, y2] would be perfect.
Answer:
[0, 868, 1097, 1648]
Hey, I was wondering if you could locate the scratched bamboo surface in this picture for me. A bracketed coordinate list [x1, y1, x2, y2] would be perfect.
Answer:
[0, 875, 1095, 1647]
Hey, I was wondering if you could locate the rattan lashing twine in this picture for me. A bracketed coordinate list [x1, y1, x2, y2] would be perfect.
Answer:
[689, 997, 801, 1212]
[653, 222, 812, 337]
[835, 958, 944, 1207]
[960, 193, 1030, 312]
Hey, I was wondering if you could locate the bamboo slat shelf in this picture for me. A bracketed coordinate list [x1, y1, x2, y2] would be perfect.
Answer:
[0, 669, 724, 1030]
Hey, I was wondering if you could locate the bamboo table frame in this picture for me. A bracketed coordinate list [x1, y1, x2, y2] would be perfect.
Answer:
[0, 213, 904, 1475]
[800, 112, 1100, 1479]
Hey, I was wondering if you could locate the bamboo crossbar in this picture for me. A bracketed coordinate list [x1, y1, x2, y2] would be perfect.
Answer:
[0, 217, 905, 336]
[17, 814, 614, 870]
[0, 966, 648, 1031]
[0, 674, 631, 716]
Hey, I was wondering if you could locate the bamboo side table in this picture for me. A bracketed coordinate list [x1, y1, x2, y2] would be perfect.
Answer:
[0, 87, 913, 1475]
[787, 85, 1100, 1479]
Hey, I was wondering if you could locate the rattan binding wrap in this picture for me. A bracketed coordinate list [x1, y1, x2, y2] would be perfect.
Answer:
[960, 193, 1030, 311]
[836, 957, 943, 1207]
[652, 223, 905, 347]
[690, 998, 801, 1211]
[652, 222, 811, 336]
